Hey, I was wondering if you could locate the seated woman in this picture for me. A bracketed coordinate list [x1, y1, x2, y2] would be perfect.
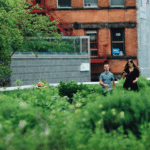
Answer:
[122, 59, 140, 91]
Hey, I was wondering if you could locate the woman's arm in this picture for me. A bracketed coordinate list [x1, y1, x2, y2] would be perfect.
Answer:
[122, 71, 127, 79]
[133, 77, 138, 84]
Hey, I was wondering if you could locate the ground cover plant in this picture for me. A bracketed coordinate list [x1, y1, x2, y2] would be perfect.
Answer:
[11, 39, 76, 54]
[1, 76, 150, 149]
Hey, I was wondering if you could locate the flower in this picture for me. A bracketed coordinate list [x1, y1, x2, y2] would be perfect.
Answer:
[111, 108, 116, 115]
[97, 119, 103, 125]
[75, 103, 82, 108]
[69, 105, 75, 110]
[19, 102, 28, 108]
[101, 111, 106, 115]
[75, 109, 81, 114]
[82, 118, 86, 122]
[63, 96, 69, 100]
[18, 120, 27, 129]
[40, 127, 50, 137]
[5, 133, 14, 144]
[118, 111, 125, 119]
[37, 82, 45, 87]
[98, 104, 103, 109]
[84, 111, 88, 115]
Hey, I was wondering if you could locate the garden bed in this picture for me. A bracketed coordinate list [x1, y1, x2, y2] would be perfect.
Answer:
[0, 77, 150, 149]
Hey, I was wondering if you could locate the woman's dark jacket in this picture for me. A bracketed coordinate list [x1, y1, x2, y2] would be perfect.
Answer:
[123, 67, 139, 91]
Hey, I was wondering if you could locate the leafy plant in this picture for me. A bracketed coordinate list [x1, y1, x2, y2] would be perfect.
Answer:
[1, 77, 150, 149]
[0, 0, 59, 86]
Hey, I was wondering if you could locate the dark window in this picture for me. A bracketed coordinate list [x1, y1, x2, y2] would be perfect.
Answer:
[86, 31, 98, 56]
[111, 0, 124, 6]
[111, 28, 125, 56]
[58, 0, 71, 7]
[36, 0, 41, 4]
[91, 50, 98, 56]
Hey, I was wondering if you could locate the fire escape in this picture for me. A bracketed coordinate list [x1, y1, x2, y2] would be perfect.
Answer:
[30, 0, 108, 64]
[30, 0, 74, 36]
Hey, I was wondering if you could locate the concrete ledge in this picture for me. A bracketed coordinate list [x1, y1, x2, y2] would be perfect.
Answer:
[1, 78, 150, 92]
[12, 54, 90, 59]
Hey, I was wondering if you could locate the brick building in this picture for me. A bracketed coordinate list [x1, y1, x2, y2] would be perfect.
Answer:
[30, 0, 138, 81]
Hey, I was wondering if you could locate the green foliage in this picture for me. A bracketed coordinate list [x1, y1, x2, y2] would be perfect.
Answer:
[0, 0, 59, 84]
[58, 80, 87, 103]
[1, 77, 150, 149]
[15, 79, 22, 87]
[14, 39, 75, 53]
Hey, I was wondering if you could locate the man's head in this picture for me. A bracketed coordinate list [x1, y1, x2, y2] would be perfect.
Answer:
[104, 64, 109, 72]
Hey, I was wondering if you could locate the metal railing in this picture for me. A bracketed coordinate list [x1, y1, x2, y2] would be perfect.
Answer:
[13, 36, 90, 55]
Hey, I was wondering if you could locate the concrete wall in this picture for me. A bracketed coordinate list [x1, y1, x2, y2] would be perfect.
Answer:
[8, 55, 90, 86]
[137, 0, 150, 78]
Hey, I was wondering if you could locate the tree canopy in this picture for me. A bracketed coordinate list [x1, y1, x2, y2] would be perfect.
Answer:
[0, 0, 59, 86]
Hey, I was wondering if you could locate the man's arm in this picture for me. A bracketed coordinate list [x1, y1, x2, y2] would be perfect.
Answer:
[112, 80, 115, 88]
[111, 74, 115, 88]
[99, 80, 109, 88]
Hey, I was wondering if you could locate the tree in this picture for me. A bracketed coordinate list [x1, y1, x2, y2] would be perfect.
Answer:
[0, 0, 59, 86]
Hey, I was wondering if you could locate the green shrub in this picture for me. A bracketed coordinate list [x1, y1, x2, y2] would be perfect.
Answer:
[1, 77, 150, 149]
[11, 39, 75, 53]
[58, 80, 87, 103]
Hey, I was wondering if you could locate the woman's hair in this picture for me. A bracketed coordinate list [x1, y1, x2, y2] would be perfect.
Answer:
[124, 59, 137, 69]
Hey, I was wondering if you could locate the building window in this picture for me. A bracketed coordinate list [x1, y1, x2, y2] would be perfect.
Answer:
[36, 0, 41, 4]
[111, 28, 125, 56]
[86, 31, 98, 56]
[58, 0, 71, 8]
[110, 0, 124, 6]
[84, 0, 98, 7]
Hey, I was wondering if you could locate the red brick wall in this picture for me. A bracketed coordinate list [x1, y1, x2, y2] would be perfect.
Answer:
[108, 9, 126, 22]
[73, 29, 85, 36]
[91, 27, 138, 74]
[98, 29, 111, 57]
[31, 0, 137, 75]
[125, 9, 136, 22]
[91, 59, 138, 74]
[109, 59, 138, 73]
[44, 0, 136, 8]
[46, 0, 57, 9]
[72, 0, 83, 8]
[125, 0, 136, 7]
[53, 9, 136, 23]
[125, 28, 137, 56]
[98, 0, 109, 7]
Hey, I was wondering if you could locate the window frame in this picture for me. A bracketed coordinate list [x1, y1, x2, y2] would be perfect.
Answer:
[111, 28, 125, 57]
[57, 0, 72, 8]
[36, 0, 41, 4]
[86, 30, 98, 57]
[83, 0, 98, 8]
[110, 0, 125, 7]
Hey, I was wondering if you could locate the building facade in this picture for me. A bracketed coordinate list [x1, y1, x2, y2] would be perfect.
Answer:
[30, 0, 138, 81]
[137, 0, 150, 78]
